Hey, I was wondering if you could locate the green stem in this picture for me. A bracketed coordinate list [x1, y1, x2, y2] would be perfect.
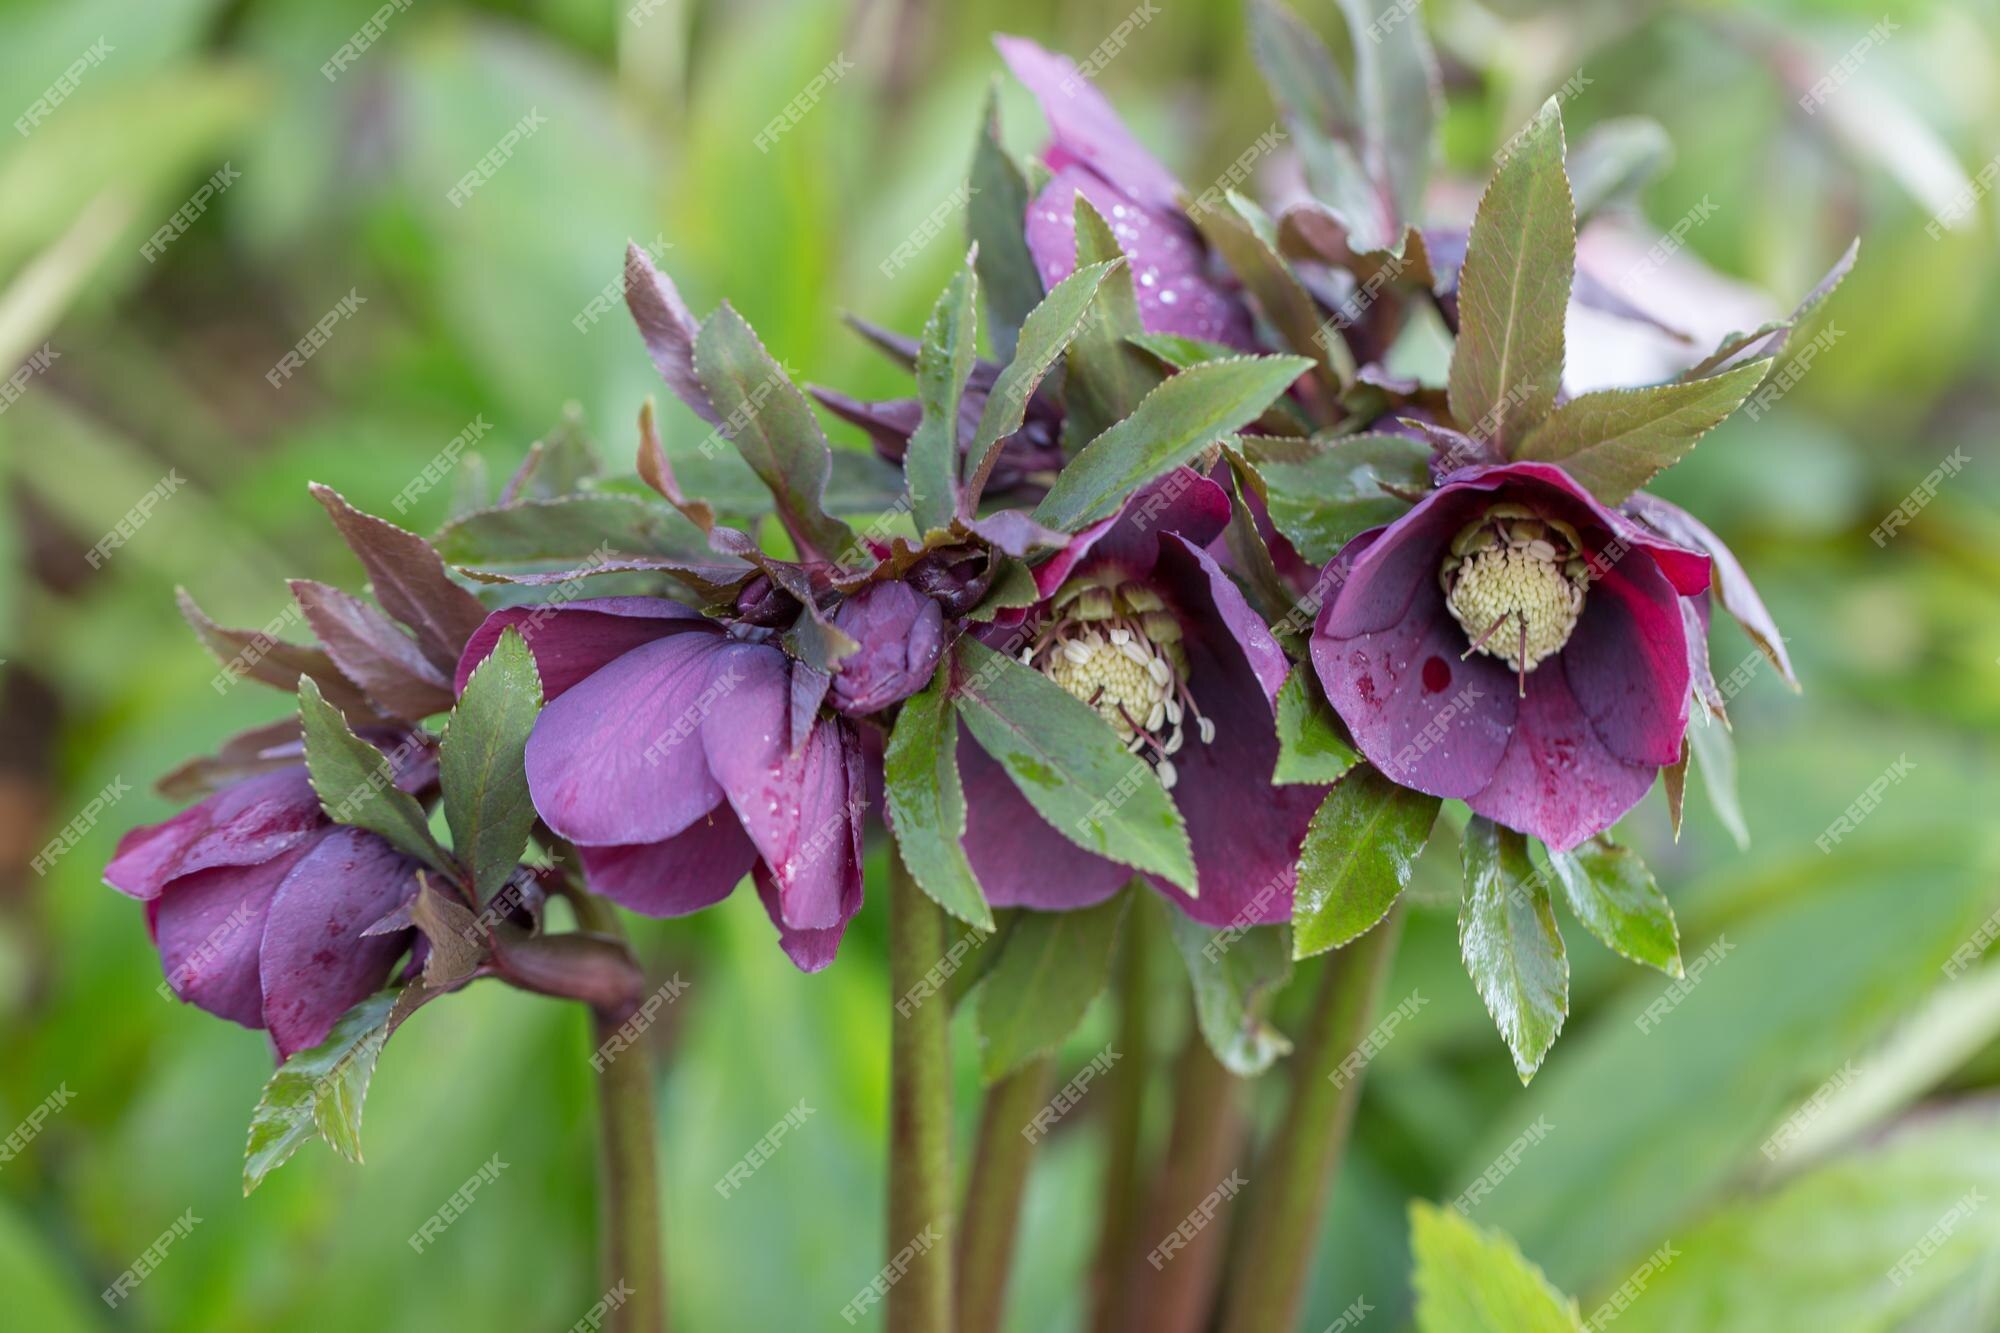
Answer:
[1219, 909, 1404, 1333]
[954, 1054, 1054, 1333]
[1089, 905, 1155, 1333]
[572, 887, 668, 1333]
[1120, 1020, 1245, 1333]
[888, 858, 955, 1333]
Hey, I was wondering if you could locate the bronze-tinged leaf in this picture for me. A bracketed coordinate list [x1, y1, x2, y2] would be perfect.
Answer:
[1447, 97, 1574, 455]
[177, 587, 389, 726]
[623, 242, 720, 425]
[290, 580, 455, 722]
[310, 485, 490, 677]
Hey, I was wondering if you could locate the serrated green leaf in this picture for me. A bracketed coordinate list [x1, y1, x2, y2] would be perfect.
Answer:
[1545, 839, 1681, 978]
[1250, 431, 1431, 564]
[1410, 1201, 1582, 1333]
[1566, 116, 1673, 223]
[1191, 192, 1352, 391]
[967, 86, 1044, 359]
[906, 257, 979, 533]
[964, 258, 1122, 505]
[1167, 908, 1294, 1076]
[297, 676, 449, 873]
[244, 990, 397, 1194]
[1686, 707, 1749, 850]
[1126, 332, 1242, 369]
[974, 893, 1127, 1081]
[1032, 354, 1312, 532]
[440, 628, 543, 900]
[952, 638, 1195, 893]
[435, 493, 714, 570]
[1272, 666, 1358, 784]
[1513, 358, 1771, 503]
[1293, 764, 1440, 958]
[1460, 816, 1568, 1082]
[884, 664, 993, 931]
[693, 302, 855, 560]
[1063, 195, 1161, 447]
[1448, 97, 1573, 454]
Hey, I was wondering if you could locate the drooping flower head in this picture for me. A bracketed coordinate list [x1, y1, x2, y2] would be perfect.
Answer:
[458, 596, 870, 972]
[961, 467, 1322, 926]
[997, 35, 1255, 347]
[104, 751, 432, 1058]
[1310, 461, 1711, 850]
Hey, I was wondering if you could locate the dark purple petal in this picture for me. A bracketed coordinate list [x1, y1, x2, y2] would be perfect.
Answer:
[1319, 486, 1489, 639]
[1561, 553, 1693, 768]
[1024, 168, 1253, 346]
[454, 597, 712, 701]
[106, 767, 324, 902]
[750, 864, 848, 974]
[1032, 468, 1232, 597]
[701, 651, 860, 931]
[1682, 594, 1724, 720]
[1312, 573, 1516, 799]
[1466, 660, 1658, 851]
[1626, 492, 1795, 688]
[957, 729, 1132, 911]
[994, 36, 1183, 212]
[1156, 534, 1289, 705]
[576, 815, 758, 918]
[1145, 631, 1321, 927]
[525, 633, 733, 846]
[257, 827, 419, 1058]
[148, 843, 314, 1030]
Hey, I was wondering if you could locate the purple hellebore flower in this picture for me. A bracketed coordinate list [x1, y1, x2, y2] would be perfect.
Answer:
[455, 597, 866, 972]
[104, 759, 429, 1058]
[828, 580, 947, 717]
[1310, 462, 1713, 851]
[997, 36, 1256, 348]
[960, 467, 1322, 927]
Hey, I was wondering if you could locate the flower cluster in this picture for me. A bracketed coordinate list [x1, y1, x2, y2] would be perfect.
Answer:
[102, 20, 1836, 1141]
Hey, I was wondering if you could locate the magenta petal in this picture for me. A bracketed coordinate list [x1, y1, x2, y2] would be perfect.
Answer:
[454, 597, 712, 700]
[1626, 493, 1793, 685]
[1145, 637, 1321, 927]
[750, 864, 849, 973]
[1321, 487, 1488, 639]
[106, 767, 324, 902]
[994, 36, 1183, 212]
[702, 651, 860, 932]
[1467, 663, 1657, 851]
[149, 844, 313, 1030]
[1025, 168, 1253, 346]
[1033, 468, 1232, 597]
[1561, 555, 1692, 768]
[525, 634, 731, 846]
[257, 828, 419, 1058]
[1313, 575, 1517, 800]
[957, 729, 1132, 911]
[1157, 534, 1289, 705]
[576, 815, 757, 918]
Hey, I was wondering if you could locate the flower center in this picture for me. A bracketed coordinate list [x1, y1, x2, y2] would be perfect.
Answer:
[1440, 504, 1589, 692]
[1027, 569, 1212, 790]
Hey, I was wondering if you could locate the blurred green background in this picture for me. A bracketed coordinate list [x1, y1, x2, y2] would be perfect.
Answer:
[1, 0, 1996, 1328]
